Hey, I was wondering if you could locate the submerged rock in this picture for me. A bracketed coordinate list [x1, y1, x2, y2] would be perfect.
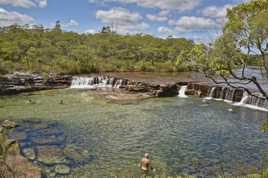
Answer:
[33, 135, 65, 145]
[64, 145, 89, 163]
[9, 131, 28, 141]
[54, 164, 71, 175]
[22, 147, 36, 160]
[37, 145, 68, 165]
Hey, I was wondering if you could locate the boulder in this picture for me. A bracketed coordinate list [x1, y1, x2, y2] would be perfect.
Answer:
[2, 120, 17, 129]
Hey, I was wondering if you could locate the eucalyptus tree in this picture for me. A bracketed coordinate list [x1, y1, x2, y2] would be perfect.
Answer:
[225, 0, 268, 74]
[176, 0, 268, 98]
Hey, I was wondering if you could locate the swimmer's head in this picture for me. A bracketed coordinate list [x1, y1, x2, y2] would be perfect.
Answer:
[144, 153, 149, 158]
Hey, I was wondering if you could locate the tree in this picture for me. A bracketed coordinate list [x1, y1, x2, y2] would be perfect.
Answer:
[225, 0, 268, 75]
[176, 0, 268, 99]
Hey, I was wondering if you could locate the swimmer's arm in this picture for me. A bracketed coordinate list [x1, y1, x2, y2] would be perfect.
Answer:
[138, 160, 142, 168]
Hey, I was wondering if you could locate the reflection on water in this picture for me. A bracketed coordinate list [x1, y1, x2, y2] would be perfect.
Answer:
[0, 89, 268, 177]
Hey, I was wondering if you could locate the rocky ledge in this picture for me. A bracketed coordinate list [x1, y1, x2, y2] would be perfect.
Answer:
[0, 72, 72, 95]
[71, 75, 182, 98]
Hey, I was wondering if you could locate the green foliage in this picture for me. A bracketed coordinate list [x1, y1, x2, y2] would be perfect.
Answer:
[0, 25, 195, 74]
[225, 0, 268, 75]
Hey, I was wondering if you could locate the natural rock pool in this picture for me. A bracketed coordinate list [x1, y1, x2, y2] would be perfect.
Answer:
[0, 89, 268, 177]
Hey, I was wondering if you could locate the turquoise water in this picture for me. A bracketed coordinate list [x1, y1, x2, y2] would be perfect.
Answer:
[0, 89, 268, 177]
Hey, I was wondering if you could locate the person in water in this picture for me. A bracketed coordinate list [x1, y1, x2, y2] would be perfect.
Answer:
[139, 153, 152, 173]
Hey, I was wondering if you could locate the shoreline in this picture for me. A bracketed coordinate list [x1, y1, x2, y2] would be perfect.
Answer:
[1, 72, 268, 112]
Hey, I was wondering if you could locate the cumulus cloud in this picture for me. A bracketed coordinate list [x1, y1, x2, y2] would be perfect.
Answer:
[90, 0, 200, 11]
[146, 10, 169, 22]
[201, 4, 233, 27]
[35, 0, 47, 8]
[0, 7, 35, 26]
[61, 19, 80, 28]
[168, 16, 220, 32]
[96, 7, 149, 34]
[157, 26, 174, 33]
[202, 4, 233, 18]
[0, 0, 47, 8]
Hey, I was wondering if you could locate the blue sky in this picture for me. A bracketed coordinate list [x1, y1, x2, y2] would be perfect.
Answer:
[0, 0, 248, 43]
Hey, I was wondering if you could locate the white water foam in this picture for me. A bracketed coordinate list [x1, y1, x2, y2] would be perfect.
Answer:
[204, 87, 216, 100]
[178, 86, 188, 98]
[233, 93, 268, 112]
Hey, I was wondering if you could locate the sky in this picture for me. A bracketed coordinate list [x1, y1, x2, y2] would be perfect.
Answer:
[0, 0, 249, 43]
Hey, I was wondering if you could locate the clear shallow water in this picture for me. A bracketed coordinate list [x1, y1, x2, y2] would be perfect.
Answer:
[0, 89, 268, 177]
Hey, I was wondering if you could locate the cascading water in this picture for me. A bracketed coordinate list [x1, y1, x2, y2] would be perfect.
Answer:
[220, 87, 227, 100]
[224, 88, 235, 103]
[233, 92, 268, 112]
[70, 77, 97, 89]
[178, 86, 188, 98]
[70, 76, 127, 89]
[204, 87, 216, 100]
[237, 92, 249, 105]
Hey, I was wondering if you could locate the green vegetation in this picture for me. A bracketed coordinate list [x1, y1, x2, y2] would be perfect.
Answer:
[0, 24, 195, 75]
[177, 0, 268, 98]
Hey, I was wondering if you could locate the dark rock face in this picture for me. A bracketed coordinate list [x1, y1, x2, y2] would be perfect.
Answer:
[156, 84, 178, 97]
[233, 89, 244, 102]
[187, 83, 210, 97]
[125, 80, 178, 97]
[0, 73, 72, 95]
[186, 83, 252, 104]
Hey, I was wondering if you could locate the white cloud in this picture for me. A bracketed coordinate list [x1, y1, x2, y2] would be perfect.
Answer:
[0, 0, 47, 8]
[146, 10, 169, 22]
[0, 7, 35, 26]
[202, 4, 233, 18]
[201, 4, 233, 27]
[146, 14, 167, 22]
[90, 0, 200, 11]
[35, 0, 47, 8]
[61, 19, 80, 28]
[157, 26, 174, 33]
[96, 7, 149, 34]
[169, 16, 220, 32]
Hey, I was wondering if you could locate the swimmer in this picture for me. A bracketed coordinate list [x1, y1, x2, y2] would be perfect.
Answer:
[139, 153, 153, 173]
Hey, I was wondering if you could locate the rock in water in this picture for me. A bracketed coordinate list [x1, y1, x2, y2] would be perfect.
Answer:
[54, 164, 71, 175]
[9, 131, 27, 141]
[37, 145, 68, 165]
[22, 148, 36, 160]
[33, 135, 65, 145]
[2, 120, 17, 129]
[64, 144, 89, 163]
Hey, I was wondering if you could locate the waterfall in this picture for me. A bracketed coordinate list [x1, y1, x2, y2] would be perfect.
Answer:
[220, 87, 227, 100]
[224, 88, 235, 103]
[70, 77, 97, 89]
[204, 87, 216, 100]
[70, 76, 127, 89]
[178, 86, 188, 98]
[233, 92, 249, 106]
[233, 92, 268, 112]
